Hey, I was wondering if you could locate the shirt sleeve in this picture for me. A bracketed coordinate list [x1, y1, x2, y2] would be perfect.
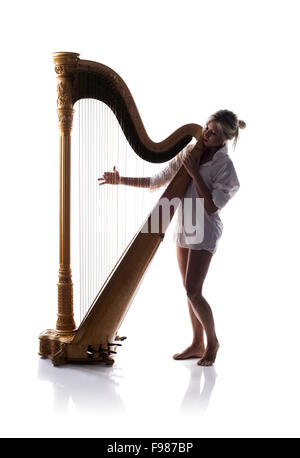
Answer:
[149, 143, 194, 192]
[211, 161, 240, 210]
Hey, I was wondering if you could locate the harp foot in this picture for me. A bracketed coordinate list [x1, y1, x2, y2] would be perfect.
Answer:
[38, 329, 122, 366]
[39, 329, 72, 365]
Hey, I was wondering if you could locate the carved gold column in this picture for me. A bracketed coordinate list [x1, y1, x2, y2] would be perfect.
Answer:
[53, 52, 79, 333]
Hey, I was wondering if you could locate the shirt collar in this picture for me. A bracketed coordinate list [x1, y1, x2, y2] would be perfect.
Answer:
[200, 143, 228, 166]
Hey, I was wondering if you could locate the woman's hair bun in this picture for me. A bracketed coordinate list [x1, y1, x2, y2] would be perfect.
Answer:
[208, 110, 245, 149]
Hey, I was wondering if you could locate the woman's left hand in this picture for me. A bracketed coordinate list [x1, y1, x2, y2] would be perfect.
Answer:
[182, 152, 199, 179]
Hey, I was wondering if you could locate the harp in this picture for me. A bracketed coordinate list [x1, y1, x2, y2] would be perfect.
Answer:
[38, 52, 203, 366]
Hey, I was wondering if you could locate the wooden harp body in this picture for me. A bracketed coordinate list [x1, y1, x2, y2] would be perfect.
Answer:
[39, 52, 203, 365]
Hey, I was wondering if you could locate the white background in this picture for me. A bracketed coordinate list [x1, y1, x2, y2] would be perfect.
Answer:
[1, 0, 300, 438]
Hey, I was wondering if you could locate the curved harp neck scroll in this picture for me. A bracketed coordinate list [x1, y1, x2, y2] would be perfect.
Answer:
[72, 58, 202, 163]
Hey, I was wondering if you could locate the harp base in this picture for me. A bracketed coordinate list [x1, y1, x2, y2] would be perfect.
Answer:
[38, 329, 115, 366]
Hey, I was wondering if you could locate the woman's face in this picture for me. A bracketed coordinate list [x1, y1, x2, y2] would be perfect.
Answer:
[202, 121, 225, 149]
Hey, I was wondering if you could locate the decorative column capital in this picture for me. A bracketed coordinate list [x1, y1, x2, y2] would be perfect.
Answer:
[53, 52, 79, 135]
[53, 52, 80, 75]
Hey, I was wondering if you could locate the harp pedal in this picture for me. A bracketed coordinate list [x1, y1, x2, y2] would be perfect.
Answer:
[86, 345, 110, 359]
[107, 343, 120, 355]
[98, 344, 109, 357]
[86, 345, 94, 359]
[85, 341, 125, 362]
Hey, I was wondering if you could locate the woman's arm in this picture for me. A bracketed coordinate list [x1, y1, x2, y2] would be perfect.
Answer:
[192, 173, 219, 215]
[120, 176, 150, 188]
[149, 144, 195, 191]
[182, 153, 219, 215]
[98, 166, 150, 188]
[99, 143, 195, 190]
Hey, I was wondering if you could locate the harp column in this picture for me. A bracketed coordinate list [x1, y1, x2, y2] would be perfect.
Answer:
[53, 52, 79, 334]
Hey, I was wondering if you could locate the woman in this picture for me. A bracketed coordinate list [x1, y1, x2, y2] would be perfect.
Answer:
[98, 109, 245, 366]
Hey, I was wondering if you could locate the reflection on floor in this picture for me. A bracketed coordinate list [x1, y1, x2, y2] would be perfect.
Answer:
[37, 357, 217, 416]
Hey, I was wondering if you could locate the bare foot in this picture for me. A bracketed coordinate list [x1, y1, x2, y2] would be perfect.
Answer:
[173, 344, 205, 360]
[197, 341, 220, 366]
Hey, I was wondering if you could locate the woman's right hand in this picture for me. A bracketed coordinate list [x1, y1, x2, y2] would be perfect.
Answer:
[98, 166, 120, 185]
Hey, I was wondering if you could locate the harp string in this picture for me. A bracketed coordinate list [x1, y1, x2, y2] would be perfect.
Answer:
[72, 99, 168, 324]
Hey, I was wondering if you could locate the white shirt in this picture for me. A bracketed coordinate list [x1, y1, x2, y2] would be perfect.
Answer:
[149, 143, 240, 254]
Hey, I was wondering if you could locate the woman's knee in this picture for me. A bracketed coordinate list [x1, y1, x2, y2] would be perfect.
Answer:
[185, 281, 203, 302]
[184, 249, 212, 301]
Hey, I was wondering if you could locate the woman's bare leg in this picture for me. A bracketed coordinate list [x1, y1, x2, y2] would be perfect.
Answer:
[173, 247, 205, 360]
[185, 249, 219, 366]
